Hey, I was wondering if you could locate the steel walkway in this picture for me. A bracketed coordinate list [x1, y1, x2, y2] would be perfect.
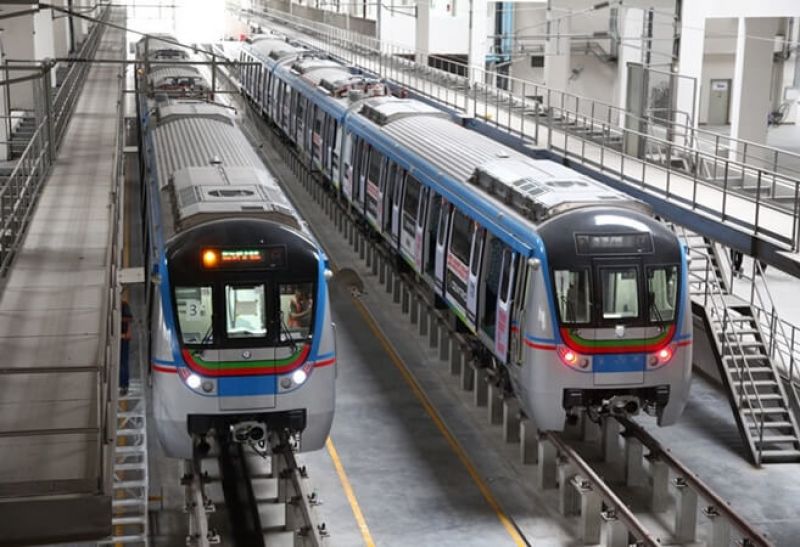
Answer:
[0, 6, 126, 544]
[243, 7, 800, 278]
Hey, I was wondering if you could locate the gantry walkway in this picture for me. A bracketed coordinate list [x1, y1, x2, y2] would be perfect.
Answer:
[243, 7, 800, 277]
[0, 6, 126, 544]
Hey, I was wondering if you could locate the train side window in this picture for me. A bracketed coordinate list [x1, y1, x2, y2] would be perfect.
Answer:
[449, 210, 472, 265]
[481, 237, 504, 335]
[499, 249, 512, 299]
[225, 284, 267, 339]
[426, 193, 441, 274]
[470, 227, 483, 276]
[358, 142, 370, 201]
[402, 175, 421, 236]
[553, 270, 591, 324]
[368, 147, 382, 184]
[437, 199, 448, 246]
[351, 138, 362, 183]
[175, 286, 214, 345]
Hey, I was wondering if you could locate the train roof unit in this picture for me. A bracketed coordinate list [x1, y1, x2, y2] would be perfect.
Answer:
[358, 97, 448, 126]
[289, 56, 387, 100]
[247, 36, 310, 61]
[470, 158, 651, 223]
[137, 33, 190, 61]
[148, 66, 208, 94]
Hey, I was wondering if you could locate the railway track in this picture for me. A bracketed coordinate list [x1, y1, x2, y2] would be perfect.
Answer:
[183, 433, 327, 546]
[207, 51, 772, 546]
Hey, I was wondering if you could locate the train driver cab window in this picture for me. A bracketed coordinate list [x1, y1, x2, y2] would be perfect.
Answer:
[279, 283, 315, 341]
[402, 175, 421, 236]
[225, 285, 267, 339]
[175, 286, 214, 344]
[648, 266, 678, 322]
[601, 268, 639, 320]
[554, 270, 591, 324]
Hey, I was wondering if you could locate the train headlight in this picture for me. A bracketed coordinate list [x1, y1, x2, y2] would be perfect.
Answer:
[186, 373, 202, 389]
[292, 369, 308, 385]
[202, 249, 219, 268]
[557, 345, 589, 369]
[648, 344, 676, 368]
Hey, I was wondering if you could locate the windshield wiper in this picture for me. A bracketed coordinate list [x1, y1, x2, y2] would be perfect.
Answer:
[279, 312, 298, 354]
[649, 293, 664, 324]
[200, 324, 214, 345]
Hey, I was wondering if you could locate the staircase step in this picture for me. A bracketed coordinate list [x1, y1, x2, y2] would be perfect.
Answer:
[756, 435, 800, 444]
[742, 407, 789, 414]
[112, 498, 147, 508]
[759, 449, 800, 462]
[730, 366, 774, 375]
[112, 515, 147, 526]
[749, 421, 795, 429]
[740, 393, 784, 401]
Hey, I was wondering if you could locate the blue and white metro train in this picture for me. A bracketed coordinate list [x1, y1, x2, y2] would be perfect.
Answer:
[234, 31, 692, 429]
[136, 35, 336, 458]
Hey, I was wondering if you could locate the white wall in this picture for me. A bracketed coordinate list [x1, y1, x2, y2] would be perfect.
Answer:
[698, 53, 736, 124]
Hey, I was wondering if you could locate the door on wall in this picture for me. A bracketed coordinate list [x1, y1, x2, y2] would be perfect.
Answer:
[708, 79, 731, 125]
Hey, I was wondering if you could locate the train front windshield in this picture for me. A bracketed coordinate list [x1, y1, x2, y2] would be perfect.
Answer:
[173, 281, 316, 347]
[553, 264, 679, 327]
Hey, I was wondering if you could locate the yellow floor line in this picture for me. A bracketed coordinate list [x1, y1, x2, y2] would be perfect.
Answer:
[326, 437, 376, 547]
[351, 298, 528, 547]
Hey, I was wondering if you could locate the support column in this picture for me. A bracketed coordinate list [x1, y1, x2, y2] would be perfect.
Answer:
[467, 0, 488, 85]
[0, 5, 36, 111]
[0, 39, 7, 161]
[415, 0, 430, 66]
[616, 7, 645, 123]
[543, 1, 570, 92]
[730, 17, 779, 149]
[52, 0, 72, 61]
[676, 3, 705, 131]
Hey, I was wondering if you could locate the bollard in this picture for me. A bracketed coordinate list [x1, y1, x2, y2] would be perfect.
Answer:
[359, 235, 366, 260]
[487, 383, 503, 425]
[439, 329, 449, 362]
[519, 418, 538, 464]
[460, 358, 474, 391]
[401, 286, 410, 314]
[673, 477, 698, 543]
[623, 434, 646, 487]
[537, 436, 557, 490]
[557, 459, 579, 516]
[472, 367, 487, 404]
[704, 506, 731, 547]
[393, 277, 401, 304]
[601, 419, 622, 465]
[428, 318, 438, 349]
[366, 243, 372, 268]
[419, 305, 429, 336]
[574, 477, 601, 544]
[386, 268, 394, 294]
[601, 510, 628, 547]
[649, 456, 670, 513]
[502, 398, 520, 443]
[410, 295, 419, 325]
[371, 248, 379, 276]
[449, 339, 461, 375]
[582, 415, 601, 443]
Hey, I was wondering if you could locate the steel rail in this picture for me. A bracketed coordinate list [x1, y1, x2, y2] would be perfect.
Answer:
[615, 416, 773, 547]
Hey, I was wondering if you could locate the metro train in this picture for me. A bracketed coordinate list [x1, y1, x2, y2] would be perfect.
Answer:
[135, 34, 336, 458]
[234, 31, 692, 429]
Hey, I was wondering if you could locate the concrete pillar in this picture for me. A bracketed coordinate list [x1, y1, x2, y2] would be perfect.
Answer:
[676, 4, 705, 131]
[0, 38, 6, 161]
[0, 5, 36, 111]
[730, 18, 779, 149]
[415, 0, 430, 66]
[543, 2, 570, 93]
[52, 1, 72, 60]
[467, 0, 488, 84]
[616, 8, 645, 125]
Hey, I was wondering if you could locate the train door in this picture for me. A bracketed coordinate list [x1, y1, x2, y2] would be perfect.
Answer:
[381, 161, 396, 235]
[414, 186, 429, 272]
[509, 261, 530, 365]
[434, 201, 451, 293]
[424, 193, 441, 280]
[262, 70, 270, 112]
[312, 108, 325, 168]
[356, 142, 369, 213]
[494, 249, 517, 362]
[289, 90, 297, 139]
[444, 209, 473, 325]
[365, 150, 384, 229]
[466, 226, 485, 325]
[390, 168, 404, 247]
[331, 122, 342, 187]
[281, 83, 291, 132]
[342, 135, 357, 201]
[399, 175, 421, 264]
[592, 259, 645, 385]
[295, 96, 305, 150]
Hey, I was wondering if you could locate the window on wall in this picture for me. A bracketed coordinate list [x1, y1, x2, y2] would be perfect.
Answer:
[175, 286, 214, 345]
[449, 210, 472, 264]
[225, 285, 267, 339]
[402, 175, 421, 235]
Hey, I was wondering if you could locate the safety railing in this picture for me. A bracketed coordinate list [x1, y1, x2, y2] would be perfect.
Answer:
[243, 4, 800, 252]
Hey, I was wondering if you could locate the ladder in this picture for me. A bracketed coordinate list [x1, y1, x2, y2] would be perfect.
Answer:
[676, 228, 800, 464]
[102, 374, 150, 545]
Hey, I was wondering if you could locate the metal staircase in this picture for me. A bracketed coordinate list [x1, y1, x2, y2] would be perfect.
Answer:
[675, 227, 800, 465]
[101, 325, 150, 545]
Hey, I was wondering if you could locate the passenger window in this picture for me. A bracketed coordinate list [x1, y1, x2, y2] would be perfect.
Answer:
[437, 201, 448, 245]
[470, 228, 483, 275]
[402, 175, 421, 236]
[554, 270, 591, 324]
[175, 286, 214, 345]
[225, 285, 267, 339]
[368, 148, 382, 183]
[449, 210, 472, 264]
[601, 268, 639, 320]
[279, 282, 315, 341]
[499, 249, 512, 298]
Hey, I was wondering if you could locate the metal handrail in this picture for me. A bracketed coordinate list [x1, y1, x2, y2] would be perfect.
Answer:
[246, 6, 800, 251]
